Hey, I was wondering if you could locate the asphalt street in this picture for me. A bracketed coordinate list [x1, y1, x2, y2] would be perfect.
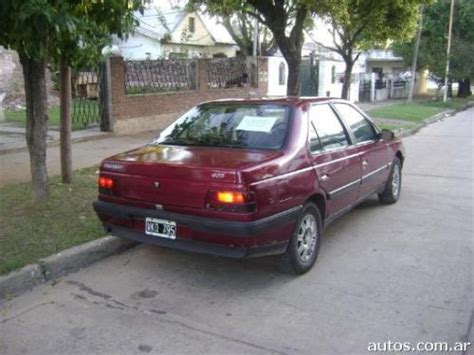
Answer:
[0, 108, 472, 355]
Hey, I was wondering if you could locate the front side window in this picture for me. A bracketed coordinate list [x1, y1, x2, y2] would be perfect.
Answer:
[310, 104, 348, 151]
[307, 120, 321, 153]
[152, 104, 290, 150]
[333, 104, 376, 143]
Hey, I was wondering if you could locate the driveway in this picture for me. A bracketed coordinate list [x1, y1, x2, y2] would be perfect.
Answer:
[0, 108, 472, 355]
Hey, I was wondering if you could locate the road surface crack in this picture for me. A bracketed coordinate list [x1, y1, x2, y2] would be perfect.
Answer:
[0, 301, 54, 324]
[66, 280, 288, 354]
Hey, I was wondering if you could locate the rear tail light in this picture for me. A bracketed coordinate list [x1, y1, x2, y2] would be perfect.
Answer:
[206, 190, 256, 213]
[216, 191, 245, 204]
[98, 176, 114, 193]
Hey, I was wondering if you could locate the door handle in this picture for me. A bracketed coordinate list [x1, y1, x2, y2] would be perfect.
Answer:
[362, 160, 368, 169]
[321, 174, 329, 181]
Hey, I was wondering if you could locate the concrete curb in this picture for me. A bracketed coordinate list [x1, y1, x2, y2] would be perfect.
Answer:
[0, 264, 45, 301]
[396, 110, 453, 138]
[0, 236, 137, 301]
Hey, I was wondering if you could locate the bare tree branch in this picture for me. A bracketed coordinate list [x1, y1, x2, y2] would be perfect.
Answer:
[243, 10, 268, 26]
[353, 50, 362, 62]
[332, 19, 346, 44]
[327, 26, 344, 53]
[305, 30, 340, 54]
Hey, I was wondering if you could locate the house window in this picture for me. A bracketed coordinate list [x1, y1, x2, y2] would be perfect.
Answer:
[278, 62, 286, 86]
[331, 65, 336, 84]
[189, 17, 195, 33]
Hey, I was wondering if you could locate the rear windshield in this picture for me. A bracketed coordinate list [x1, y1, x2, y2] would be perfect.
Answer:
[151, 103, 291, 150]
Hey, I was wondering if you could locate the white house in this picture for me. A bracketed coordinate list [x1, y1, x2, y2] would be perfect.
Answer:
[114, 7, 238, 60]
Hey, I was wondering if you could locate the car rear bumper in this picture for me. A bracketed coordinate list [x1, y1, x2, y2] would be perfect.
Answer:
[93, 200, 301, 258]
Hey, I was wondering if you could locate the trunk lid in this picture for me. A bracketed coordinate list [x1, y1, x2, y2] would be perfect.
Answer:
[101, 144, 282, 209]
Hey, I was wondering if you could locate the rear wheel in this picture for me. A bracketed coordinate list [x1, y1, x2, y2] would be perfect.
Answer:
[378, 157, 402, 204]
[277, 202, 322, 274]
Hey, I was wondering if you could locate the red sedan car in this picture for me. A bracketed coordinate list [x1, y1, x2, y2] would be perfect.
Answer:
[93, 97, 404, 274]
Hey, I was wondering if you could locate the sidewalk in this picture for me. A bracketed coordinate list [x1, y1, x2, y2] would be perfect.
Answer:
[0, 130, 156, 187]
[0, 122, 110, 153]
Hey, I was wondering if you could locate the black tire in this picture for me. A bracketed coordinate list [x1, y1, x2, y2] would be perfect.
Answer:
[277, 202, 322, 274]
[378, 157, 402, 204]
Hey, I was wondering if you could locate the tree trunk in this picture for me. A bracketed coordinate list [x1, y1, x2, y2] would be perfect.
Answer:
[60, 58, 72, 183]
[447, 81, 453, 98]
[457, 78, 471, 98]
[19, 54, 49, 202]
[246, 0, 307, 96]
[284, 55, 302, 96]
[341, 60, 353, 100]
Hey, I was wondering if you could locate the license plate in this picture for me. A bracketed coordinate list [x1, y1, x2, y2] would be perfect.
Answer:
[145, 218, 177, 239]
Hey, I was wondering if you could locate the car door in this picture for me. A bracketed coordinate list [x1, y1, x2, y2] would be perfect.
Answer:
[308, 103, 362, 216]
[332, 103, 391, 200]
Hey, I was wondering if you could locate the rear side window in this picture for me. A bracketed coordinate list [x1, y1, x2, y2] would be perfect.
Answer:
[309, 104, 349, 151]
[333, 104, 376, 143]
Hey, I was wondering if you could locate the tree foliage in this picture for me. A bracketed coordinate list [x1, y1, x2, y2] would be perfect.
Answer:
[0, 0, 141, 67]
[310, 0, 429, 99]
[393, 0, 474, 96]
[0, 0, 142, 201]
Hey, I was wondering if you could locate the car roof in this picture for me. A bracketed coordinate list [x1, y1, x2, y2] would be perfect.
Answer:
[200, 96, 350, 107]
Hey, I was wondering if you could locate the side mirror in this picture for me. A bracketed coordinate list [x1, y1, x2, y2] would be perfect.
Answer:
[380, 128, 395, 141]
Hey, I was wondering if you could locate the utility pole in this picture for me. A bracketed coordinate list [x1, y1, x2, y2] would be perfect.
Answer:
[408, 5, 423, 102]
[443, 0, 455, 102]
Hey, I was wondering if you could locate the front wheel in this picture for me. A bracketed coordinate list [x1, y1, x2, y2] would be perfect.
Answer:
[277, 202, 322, 274]
[378, 157, 402, 204]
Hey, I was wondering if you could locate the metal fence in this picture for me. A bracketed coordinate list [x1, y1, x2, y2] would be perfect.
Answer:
[359, 81, 371, 102]
[299, 57, 318, 96]
[207, 57, 257, 89]
[124, 59, 197, 94]
[390, 79, 408, 99]
[392, 80, 407, 89]
[72, 68, 103, 128]
[375, 78, 387, 89]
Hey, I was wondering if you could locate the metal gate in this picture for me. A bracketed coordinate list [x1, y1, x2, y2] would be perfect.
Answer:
[358, 80, 371, 102]
[72, 63, 110, 130]
[299, 54, 319, 96]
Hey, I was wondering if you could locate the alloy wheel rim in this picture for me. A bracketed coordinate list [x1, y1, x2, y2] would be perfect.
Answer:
[392, 165, 401, 197]
[296, 214, 318, 262]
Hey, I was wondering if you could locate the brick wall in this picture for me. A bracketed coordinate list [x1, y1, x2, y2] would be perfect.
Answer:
[109, 56, 269, 134]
